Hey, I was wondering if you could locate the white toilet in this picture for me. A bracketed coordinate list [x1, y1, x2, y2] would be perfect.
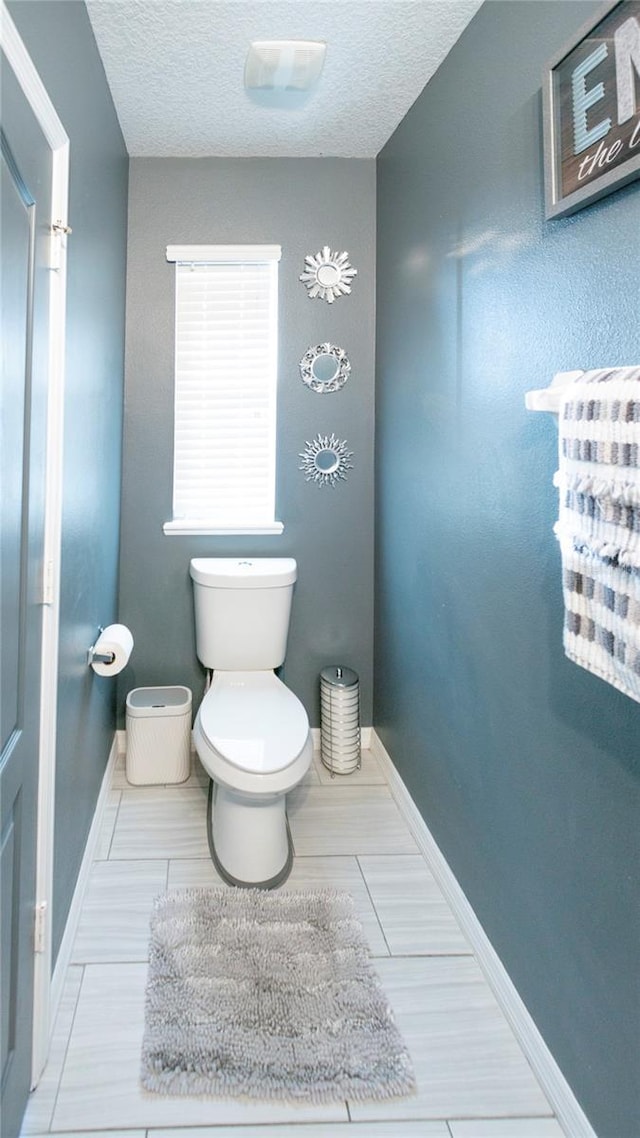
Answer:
[189, 557, 312, 887]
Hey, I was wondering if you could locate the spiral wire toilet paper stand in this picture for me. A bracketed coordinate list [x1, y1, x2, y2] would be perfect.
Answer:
[320, 666, 361, 777]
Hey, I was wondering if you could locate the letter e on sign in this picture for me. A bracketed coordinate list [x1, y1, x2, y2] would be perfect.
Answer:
[543, 0, 640, 218]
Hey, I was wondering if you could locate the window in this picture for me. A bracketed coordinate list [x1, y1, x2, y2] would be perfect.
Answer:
[163, 244, 283, 535]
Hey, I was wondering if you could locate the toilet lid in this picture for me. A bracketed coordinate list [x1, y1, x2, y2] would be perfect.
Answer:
[198, 672, 309, 774]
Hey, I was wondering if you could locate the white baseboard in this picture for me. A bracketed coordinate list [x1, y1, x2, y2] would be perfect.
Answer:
[50, 732, 120, 1027]
[370, 729, 597, 1138]
[120, 728, 373, 755]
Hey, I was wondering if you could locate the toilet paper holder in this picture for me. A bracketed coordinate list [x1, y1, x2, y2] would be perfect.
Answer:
[87, 628, 115, 667]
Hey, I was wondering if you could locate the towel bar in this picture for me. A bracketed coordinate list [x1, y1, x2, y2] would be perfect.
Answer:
[525, 370, 585, 414]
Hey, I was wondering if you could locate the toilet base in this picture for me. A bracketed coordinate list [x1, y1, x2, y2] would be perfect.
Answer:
[206, 779, 293, 889]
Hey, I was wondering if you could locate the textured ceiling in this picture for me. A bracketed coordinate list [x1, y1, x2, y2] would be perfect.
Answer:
[86, 0, 482, 158]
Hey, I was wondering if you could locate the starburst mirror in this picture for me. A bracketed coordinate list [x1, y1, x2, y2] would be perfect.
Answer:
[299, 433, 354, 486]
[299, 247, 357, 303]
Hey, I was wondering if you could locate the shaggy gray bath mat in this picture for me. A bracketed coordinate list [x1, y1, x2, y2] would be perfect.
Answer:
[141, 887, 416, 1103]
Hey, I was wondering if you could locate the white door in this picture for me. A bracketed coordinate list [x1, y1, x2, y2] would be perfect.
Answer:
[1, 8, 68, 1134]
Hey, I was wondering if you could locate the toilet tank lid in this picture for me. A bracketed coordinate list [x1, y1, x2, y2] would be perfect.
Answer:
[190, 557, 297, 588]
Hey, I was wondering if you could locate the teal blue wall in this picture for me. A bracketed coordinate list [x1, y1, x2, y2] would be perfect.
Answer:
[118, 158, 375, 728]
[375, 3, 640, 1135]
[9, 2, 128, 963]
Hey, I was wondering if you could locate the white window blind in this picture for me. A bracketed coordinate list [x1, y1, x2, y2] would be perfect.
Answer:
[164, 244, 282, 535]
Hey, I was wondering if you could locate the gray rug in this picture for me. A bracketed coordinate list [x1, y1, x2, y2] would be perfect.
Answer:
[141, 887, 416, 1103]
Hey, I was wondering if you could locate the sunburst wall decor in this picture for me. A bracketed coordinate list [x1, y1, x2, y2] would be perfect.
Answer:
[299, 343, 351, 394]
[299, 433, 354, 487]
[299, 247, 357, 303]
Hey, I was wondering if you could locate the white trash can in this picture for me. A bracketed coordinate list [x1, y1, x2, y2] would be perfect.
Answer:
[125, 686, 192, 786]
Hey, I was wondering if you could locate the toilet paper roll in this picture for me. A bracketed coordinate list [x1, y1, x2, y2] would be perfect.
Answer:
[91, 624, 134, 676]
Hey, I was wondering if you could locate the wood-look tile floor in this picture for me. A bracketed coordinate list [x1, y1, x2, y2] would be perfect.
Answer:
[22, 749, 566, 1138]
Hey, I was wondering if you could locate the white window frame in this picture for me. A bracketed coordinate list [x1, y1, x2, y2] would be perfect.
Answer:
[163, 243, 283, 536]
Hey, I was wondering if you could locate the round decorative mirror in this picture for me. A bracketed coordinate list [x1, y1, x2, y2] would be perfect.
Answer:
[299, 433, 354, 487]
[313, 355, 339, 383]
[299, 247, 358, 303]
[299, 342, 351, 394]
[314, 448, 340, 473]
[316, 263, 341, 288]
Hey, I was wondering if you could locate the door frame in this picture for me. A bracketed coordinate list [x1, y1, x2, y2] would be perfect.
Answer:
[0, 3, 69, 1086]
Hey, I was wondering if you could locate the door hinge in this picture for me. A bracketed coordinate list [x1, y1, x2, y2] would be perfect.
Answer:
[48, 220, 71, 271]
[34, 901, 48, 954]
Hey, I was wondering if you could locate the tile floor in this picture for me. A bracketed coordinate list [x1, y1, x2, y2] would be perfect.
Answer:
[22, 747, 566, 1138]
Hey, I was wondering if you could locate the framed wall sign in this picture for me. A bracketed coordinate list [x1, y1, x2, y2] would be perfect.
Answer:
[543, 0, 640, 219]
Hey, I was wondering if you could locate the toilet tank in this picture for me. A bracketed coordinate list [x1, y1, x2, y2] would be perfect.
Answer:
[189, 558, 297, 670]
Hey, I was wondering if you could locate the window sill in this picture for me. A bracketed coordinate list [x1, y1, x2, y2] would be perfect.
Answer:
[163, 520, 284, 537]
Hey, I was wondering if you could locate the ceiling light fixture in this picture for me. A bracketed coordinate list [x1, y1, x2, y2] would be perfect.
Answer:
[244, 40, 326, 92]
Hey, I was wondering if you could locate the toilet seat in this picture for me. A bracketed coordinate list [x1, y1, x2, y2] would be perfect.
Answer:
[197, 670, 310, 776]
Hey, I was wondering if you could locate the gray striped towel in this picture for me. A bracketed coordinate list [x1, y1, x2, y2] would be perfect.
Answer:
[554, 366, 640, 702]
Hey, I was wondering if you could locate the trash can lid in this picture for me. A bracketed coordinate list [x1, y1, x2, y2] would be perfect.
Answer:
[126, 686, 192, 717]
[320, 666, 359, 688]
